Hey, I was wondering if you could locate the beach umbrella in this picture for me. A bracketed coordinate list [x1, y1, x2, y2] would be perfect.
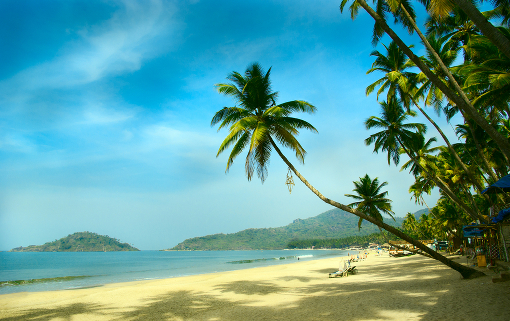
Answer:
[481, 174, 510, 194]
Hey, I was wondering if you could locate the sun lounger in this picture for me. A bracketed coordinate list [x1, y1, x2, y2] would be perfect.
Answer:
[346, 266, 357, 275]
[329, 268, 349, 278]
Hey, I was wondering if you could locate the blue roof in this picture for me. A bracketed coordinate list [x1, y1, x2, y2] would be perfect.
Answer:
[482, 174, 510, 194]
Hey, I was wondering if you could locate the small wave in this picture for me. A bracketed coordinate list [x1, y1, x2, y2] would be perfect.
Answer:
[227, 255, 299, 264]
[0, 275, 92, 287]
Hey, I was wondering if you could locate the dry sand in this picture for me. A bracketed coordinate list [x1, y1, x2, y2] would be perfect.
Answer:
[1, 253, 509, 321]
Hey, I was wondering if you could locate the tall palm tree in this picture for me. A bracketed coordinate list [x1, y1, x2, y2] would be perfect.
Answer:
[366, 39, 486, 195]
[457, 30, 510, 119]
[213, 63, 484, 279]
[340, 0, 510, 161]
[345, 174, 395, 229]
[425, 0, 510, 60]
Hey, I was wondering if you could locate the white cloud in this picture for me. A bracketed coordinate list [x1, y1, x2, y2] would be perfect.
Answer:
[0, 134, 35, 153]
[0, 0, 180, 109]
[81, 104, 136, 125]
[143, 125, 218, 150]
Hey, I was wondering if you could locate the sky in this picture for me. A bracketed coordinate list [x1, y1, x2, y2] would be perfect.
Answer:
[0, 0, 461, 250]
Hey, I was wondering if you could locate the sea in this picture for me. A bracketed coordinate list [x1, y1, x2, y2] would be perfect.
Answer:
[0, 250, 348, 295]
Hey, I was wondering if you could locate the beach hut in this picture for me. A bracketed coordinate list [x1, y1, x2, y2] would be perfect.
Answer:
[462, 224, 508, 265]
[480, 175, 510, 262]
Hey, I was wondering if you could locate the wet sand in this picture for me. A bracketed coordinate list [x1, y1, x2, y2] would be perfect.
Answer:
[1, 253, 509, 320]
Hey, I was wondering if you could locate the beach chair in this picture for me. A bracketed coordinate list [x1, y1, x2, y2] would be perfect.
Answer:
[346, 266, 357, 275]
[329, 267, 349, 278]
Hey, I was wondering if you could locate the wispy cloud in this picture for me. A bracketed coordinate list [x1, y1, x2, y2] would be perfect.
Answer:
[81, 104, 137, 125]
[142, 125, 218, 150]
[0, 0, 180, 122]
[8, 0, 176, 89]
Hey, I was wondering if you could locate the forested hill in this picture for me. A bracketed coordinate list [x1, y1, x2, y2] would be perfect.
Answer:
[169, 208, 406, 250]
[10, 232, 139, 252]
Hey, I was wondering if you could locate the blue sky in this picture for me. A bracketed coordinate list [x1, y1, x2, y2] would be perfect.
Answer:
[0, 0, 459, 250]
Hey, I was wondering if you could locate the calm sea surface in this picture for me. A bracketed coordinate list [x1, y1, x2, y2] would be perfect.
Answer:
[0, 250, 347, 295]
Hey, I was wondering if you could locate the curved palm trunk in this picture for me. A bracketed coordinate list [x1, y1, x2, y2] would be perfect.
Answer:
[355, 0, 510, 163]
[269, 138, 484, 279]
[452, 0, 510, 60]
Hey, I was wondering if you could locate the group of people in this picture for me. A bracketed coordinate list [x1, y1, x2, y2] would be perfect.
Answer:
[347, 252, 368, 263]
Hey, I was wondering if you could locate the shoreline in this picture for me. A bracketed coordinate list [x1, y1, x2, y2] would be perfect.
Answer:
[0, 250, 346, 295]
[1, 253, 509, 320]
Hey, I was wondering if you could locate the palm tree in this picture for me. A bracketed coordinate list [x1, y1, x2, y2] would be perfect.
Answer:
[364, 97, 426, 165]
[213, 63, 484, 279]
[402, 212, 419, 237]
[456, 123, 499, 182]
[345, 174, 395, 229]
[400, 136, 441, 177]
[365, 98, 481, 220]
[457, 30, 510, 119]
[340, 0, 510, 161]
[409, 176, 433, 209]
[425, 5, 480, 61]
[211, 63, 317, 183]
[425, 0, 510, 60]
[366, 39, 486, 195]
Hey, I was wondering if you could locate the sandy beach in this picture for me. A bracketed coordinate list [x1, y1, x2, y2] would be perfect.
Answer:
[1, 253, 509, 321]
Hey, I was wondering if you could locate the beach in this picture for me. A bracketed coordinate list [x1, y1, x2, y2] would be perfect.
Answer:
[1, 253, 509, 321]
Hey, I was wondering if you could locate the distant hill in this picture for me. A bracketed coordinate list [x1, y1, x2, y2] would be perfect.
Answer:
[10, 232, 139, 252]
[413, 208, 430, 219]
[169, 208, 409, 250]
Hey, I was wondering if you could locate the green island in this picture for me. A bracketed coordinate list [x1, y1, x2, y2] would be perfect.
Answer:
[168, 208, 427, 251]
[9, 232, 139, 252]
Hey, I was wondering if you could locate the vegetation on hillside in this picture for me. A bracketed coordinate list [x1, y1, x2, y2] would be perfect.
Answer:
[287, 232, 398, 249]
[10, 232, 139, 252]
[171, 209, 404, 250]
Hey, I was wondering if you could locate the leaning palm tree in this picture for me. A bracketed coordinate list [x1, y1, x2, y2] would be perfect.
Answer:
[345, 174, 395, 230]
[212, 62, 484, 279]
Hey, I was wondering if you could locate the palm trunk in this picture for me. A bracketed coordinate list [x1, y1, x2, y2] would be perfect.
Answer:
[269, 137, 485, 279]
[452, 0, 510, 60]
[354, 0, 510, 163]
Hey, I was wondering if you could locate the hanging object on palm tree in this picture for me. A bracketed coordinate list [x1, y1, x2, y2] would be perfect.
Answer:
[285, 168, 295, 194]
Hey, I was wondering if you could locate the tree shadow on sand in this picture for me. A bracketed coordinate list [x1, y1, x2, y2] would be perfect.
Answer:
[215, 280, 284, 295]
[113, 290, 239, 321]
[114, 256, 510, 321]
[0, 302, 107, 321]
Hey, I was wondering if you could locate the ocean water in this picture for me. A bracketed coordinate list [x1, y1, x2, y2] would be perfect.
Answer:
[0, 250, 347, 295]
